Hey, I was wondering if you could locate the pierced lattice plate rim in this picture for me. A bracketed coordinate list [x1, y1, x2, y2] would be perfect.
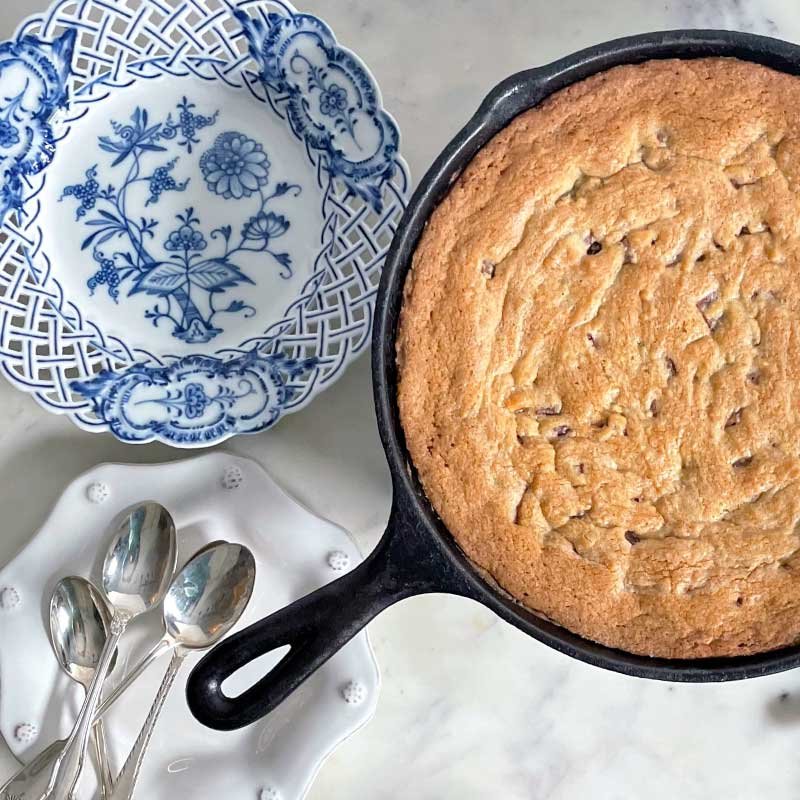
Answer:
[0, 0, 410, 445]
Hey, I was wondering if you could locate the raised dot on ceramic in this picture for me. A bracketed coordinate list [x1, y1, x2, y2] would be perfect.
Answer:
[341, 680, 366, 706]
[0, 586, 20, 611]
[14, 722, 37, 743]
[86, 481, 110, 504]
[259, 786, 281, 800]
[327, 550, 351, 572]
[221, 465, 244, 490]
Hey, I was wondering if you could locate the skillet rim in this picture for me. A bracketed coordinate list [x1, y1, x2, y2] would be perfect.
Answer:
[372, 28, 800, 682]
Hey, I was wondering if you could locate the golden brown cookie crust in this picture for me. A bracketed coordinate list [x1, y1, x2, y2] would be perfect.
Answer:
[397, 57, 800, 659]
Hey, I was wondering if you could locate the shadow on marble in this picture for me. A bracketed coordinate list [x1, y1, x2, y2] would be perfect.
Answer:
[765, 687, 800, 727]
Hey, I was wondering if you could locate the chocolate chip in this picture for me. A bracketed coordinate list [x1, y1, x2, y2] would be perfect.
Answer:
[697, 291, 722, 329]
[536, 406, 561, 417]
[577, 463, 585, 474]
[649, 398, 660, 417]
[587, 332, 598, 348]
[666, 357, 677, 377]
[481, 259, 496, 278]
[697, 290, 719, 311]
[621, 236, 633, 264]
[707, 314, 722, 332]
[632, 496, 642, 503]
[625, 531, 641, 544]
[552, 425, 571, 438]
[587, 240, 602, 256]
[733, 456, 753, 468]
[725, 408, 742, 429]
[736, 597, 744, 606]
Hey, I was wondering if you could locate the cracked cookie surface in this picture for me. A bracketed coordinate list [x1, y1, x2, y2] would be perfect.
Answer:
[397, 57, 800, 658]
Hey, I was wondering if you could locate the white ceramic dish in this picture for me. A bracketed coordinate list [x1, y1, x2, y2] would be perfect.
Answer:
[0, 0, 409, 446]
[0, 453, 379, 800]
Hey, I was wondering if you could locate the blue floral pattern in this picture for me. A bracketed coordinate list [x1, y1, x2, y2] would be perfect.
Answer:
[318, 83, 348, 118]
[0, 2, 409, 447]
[0, 119, 19, 148]
[160, 97, 218, 154]
[73, 351, 318, 444]
[237, 9, 401, 213]
[59, 99, 301, 344]
[0, 29, 76, 223]
[200, 132, 270, 199]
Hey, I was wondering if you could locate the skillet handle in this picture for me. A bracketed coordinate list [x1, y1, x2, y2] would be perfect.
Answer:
[186, 498, 469, 730]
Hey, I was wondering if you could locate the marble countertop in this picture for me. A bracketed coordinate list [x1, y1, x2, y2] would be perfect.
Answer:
[2, 1, 800, 798]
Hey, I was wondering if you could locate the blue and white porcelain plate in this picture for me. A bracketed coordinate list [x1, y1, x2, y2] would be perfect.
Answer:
[0, 0, 409, 445]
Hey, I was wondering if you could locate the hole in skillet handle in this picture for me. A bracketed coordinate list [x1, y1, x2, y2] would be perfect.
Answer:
[186, 500, 470, 731]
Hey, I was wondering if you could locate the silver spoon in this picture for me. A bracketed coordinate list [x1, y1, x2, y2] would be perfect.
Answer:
[49, 577, 116, 800]
[0, 579, 122, 800]
[95, 540, 229, 717]
[42, 502, 177, 800]
[111, 542, 256, 800]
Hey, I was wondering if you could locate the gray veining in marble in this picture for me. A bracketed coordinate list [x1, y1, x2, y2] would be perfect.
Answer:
[1, 1, 799, 798]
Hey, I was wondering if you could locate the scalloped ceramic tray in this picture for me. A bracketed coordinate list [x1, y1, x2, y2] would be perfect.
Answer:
[0, 0, 409, 445]
[0, 453, 379, 800]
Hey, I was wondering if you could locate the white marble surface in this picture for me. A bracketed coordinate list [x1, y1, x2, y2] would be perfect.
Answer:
[2, 1, 800, 798]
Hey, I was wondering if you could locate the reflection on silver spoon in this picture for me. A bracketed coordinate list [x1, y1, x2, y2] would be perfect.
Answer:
[49, 577, 117, 800]
[111, 542, 256, 800]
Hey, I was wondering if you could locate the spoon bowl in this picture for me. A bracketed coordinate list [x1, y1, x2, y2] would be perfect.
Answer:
[95, 541, 254, 721]
[49, 577, 116, 688]
[103, 502, 178, 618]
[164, 542, 256, 650]
[45, 502, 177, 800]
[110, 541, 256, 800]
[2, 503, 179, 800]
[49, 576, 117, 799]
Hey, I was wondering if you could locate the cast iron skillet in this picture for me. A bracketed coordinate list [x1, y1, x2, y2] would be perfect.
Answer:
[187, 29, 800, 731]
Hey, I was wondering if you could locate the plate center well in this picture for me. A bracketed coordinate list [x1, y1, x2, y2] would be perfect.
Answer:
[37, 75, 322, 357]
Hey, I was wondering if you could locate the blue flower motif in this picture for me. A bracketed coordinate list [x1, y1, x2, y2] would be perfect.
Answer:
[87, 253, 121, 302]
[165, 223, 207, 252]
[183, 382, 208, 418]
[319, 83, 348, 118]
[60, 165, 100, 218]
[99, 107, 166, 167]
[241, 211, 289, 244]
[0, 120, 19, 148]
[199, 132, 270, 199]
[146, 158, 189, 206]
[0, 29, 76, 226]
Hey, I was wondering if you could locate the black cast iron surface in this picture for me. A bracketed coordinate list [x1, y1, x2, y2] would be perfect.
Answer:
[188, 29, 800, 731]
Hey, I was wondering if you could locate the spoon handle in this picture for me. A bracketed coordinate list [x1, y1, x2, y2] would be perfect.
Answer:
[1, 635, 169, 800]
[95, 638, 173, 721]
[93, 720, 113, 800]
[0, 739, 65, 800]
[45, 621, 125, 800]
[111, 651, 185, 800]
